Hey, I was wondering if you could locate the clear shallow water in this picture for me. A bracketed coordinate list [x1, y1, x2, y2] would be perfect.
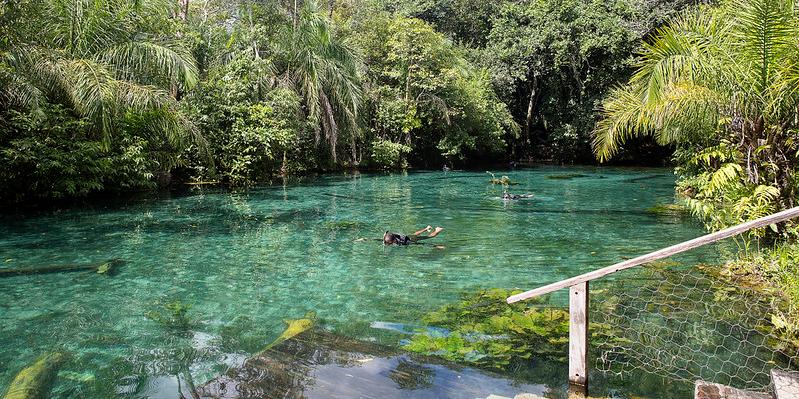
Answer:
[0, 167, 717, 398]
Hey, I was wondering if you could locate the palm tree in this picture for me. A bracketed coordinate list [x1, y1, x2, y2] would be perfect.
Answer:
[275, 0, 361, 164]
[0, 0, 199, 149]
[593, 0, 799, 205]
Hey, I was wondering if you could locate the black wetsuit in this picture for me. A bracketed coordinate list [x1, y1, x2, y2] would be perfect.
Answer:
[385, 232, 413, 245]
[503, 193, 532, 200]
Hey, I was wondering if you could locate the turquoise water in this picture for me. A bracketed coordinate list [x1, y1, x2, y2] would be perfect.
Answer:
[0, 167, 717, 398]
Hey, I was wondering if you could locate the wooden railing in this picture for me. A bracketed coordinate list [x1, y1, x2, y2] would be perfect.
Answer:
[506, 206, 799, 396]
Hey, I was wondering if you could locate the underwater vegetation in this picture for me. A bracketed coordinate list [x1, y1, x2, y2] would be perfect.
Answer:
[2, 352, 67, 399]
[403, 289, 569, 369]
[646, 203, 688, 217]
[323, 220, 368, 231]
[403, 289, 632, 371]
[145, 301, 194, 333]
[545, 173, 590, 180]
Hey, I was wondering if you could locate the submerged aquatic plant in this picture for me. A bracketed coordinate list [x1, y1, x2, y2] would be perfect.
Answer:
[403, 288, 569, 369]
[545, 173, 589, 180]
[145, 301, 193, 332]
[323, 220, 367, 231]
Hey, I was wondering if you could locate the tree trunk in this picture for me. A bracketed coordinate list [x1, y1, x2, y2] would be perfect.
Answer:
[404, 66, 413, 145]
[180, 0, 189, 21]
[350, 131, 358, 166]
[320, 91, 338, 164]
[525, 77, 539, 147]
[0, 259, 122, 277]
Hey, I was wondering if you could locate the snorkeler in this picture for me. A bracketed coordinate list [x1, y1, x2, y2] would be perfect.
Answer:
[383, 225, 444, 245]
[502, 191, 534, 200]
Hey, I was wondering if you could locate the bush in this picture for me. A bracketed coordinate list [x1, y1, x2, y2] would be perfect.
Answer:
[719, 244, 799, 352]
[369, 139, 411, 169]
[181, 57, 305, 185]
[0, 105, 158, 204]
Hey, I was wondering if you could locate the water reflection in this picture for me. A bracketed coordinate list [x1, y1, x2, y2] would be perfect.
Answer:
[198, 329, 549, 399]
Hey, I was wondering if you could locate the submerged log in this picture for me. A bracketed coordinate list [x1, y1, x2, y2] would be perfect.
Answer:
[2, 352, 67, 399]
[197, 328, 545, 399]
[0, 259, 123, 278]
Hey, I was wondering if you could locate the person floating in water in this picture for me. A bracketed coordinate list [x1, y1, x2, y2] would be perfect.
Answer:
[383, 225, 444, 245]
[503, 191, 534, 200]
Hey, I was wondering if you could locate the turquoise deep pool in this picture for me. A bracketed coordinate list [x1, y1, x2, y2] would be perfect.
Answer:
[0, 167, 719, 398]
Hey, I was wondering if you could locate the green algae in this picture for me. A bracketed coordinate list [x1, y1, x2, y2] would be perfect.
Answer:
[324, 220, 367, 231]
[2, 352, 67, 399]
[145, 301, 193, 332]
[403, 289, 569, 369]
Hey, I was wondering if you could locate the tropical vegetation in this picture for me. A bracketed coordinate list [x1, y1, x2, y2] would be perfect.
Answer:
[593, 0, 799, 349]
[0, 0, 688, 203]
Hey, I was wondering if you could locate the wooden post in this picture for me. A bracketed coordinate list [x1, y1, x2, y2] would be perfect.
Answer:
[569, 281, 589, 395]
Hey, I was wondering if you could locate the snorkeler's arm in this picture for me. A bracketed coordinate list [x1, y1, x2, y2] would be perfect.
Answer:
[412, 227, 443, 241]
[411, 226, 432, 237]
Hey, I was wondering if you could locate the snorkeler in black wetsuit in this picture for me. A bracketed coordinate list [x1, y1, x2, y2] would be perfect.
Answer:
[502, 191, 534, 200]
[383, 226, 444, 245]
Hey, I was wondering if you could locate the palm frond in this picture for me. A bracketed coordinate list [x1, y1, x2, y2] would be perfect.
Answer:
[593, 85, 653, 161]
[729, 0, 797, 96]
[97, 41, 199, 90]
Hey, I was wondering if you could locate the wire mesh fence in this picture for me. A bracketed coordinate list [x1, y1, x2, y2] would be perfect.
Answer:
[589, 261, 799, 396]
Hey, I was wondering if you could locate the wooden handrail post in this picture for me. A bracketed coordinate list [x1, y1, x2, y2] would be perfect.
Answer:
[569, 281, 589, 395]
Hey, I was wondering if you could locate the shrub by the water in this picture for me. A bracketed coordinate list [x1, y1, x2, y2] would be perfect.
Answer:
[715, 245, 799, 353]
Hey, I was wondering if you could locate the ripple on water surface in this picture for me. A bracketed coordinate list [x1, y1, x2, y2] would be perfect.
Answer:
[0, 167, 715, 398]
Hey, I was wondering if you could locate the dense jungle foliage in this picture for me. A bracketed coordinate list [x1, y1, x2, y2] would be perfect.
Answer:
[593, 0, 799, 349]
[0, 0, 690, 203]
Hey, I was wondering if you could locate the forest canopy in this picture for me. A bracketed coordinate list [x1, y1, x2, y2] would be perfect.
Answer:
[0, 0, 690, 203]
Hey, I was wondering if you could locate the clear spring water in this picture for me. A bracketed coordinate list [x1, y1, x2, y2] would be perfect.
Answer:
[0, 167, 721, 398]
